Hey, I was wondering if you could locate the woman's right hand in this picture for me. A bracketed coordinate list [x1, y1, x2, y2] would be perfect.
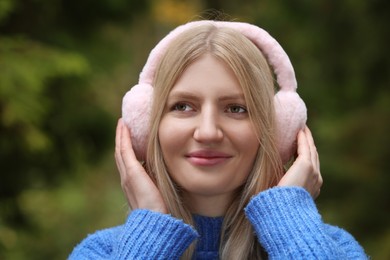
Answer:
[115, 118, 167, 214]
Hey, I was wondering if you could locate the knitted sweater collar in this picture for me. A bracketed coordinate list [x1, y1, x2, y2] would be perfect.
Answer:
[193, 215, 223, 259]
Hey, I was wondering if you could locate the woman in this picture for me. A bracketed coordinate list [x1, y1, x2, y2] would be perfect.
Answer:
[70, 21, 367, 259]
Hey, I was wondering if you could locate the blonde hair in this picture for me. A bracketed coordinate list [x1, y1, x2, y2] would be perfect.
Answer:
[146, 24, 284, 259]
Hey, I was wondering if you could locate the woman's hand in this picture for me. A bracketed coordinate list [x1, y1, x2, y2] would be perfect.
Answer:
[278, 126, 323, 199]
[115, 118, 167, 213]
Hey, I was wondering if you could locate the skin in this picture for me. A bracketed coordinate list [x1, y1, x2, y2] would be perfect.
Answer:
[278, 126, 323, 199]
[158, 55, 259, 216]
[116, 120, 322, 214]
[115, 119, 167, 214]
[115, 57, 322, 216]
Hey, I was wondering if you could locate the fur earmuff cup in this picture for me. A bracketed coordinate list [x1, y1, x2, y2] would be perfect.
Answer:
[274, 91, 307, 164]
[122, 83, 153, 161]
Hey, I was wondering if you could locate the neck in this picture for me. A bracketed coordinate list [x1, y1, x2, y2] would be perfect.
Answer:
[183, 191, 236, 217]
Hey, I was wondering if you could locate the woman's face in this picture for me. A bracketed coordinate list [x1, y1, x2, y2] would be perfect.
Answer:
[158, 54, 259, 199]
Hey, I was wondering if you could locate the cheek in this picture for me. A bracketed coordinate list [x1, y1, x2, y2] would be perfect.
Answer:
[158, 119, 173, 156]
[231, 124, 259, 153]
[245, 133, 260, 156]
[240, 135, 260, 181]
[158, 117, 188, 158]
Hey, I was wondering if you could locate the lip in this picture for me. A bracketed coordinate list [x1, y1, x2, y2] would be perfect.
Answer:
[185, 150, 232, 167]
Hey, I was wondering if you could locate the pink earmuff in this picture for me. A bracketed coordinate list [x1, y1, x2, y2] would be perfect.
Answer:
[122, 20, 307, 164]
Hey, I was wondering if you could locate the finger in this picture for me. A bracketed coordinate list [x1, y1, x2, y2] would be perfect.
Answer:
[314, 188, 321, 199]
[120, 119, 139, 169]
[304, 126, 319, 171]
[296, 129, 310, 159]
[115, 119, 126, 172]
[318, 173, 323, 187]
[115, 121, 166, 213]
[119, 120, 150, 189]
[115, 119, 122, 156]
[117, 121, 145, 206]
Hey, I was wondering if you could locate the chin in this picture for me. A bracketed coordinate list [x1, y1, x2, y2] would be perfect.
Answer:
[180, 181, 240, 197]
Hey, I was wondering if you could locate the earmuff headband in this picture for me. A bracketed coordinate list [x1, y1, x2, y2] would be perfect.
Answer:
[122, 20, 307, 163]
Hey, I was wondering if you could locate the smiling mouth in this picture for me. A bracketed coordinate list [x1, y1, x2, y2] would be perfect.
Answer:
[186, 151, 232, 167]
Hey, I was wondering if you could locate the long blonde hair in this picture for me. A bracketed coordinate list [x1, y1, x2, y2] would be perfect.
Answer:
[146, 24, 284, 259]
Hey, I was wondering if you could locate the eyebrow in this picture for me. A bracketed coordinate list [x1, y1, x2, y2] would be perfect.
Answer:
[168, 90, 245, 102]
[168, 90, 198, 100]
[218, 93, 246, 102]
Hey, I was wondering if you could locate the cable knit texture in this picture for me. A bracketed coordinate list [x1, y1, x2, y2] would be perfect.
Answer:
[69, 187, 367, 259]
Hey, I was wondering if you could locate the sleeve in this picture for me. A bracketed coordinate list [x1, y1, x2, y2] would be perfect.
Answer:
[244, 187, 368, 259]
[69, 209, 199, 259]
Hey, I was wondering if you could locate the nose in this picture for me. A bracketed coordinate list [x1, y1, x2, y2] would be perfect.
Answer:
[193, 106, 223, 143]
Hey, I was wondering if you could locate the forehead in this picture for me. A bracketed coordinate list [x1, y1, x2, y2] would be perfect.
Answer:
[169, 54, 244, 97]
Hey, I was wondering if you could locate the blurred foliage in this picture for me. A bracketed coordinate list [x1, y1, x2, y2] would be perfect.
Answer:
[0, 0, 389, 259]
[0, 0, 149, 258]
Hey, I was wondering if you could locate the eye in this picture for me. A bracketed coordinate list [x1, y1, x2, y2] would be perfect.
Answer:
[226, 105, 247, 114]
[172, 102, 193, 112]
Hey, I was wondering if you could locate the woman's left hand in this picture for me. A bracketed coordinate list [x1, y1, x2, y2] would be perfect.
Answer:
[277, 126, 323, 199]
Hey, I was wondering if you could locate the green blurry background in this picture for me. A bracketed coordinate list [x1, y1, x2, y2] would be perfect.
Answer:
[0, 0, 389, 259]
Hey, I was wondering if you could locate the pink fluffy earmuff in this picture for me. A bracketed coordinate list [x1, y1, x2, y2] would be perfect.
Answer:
[122, 20, 307, 164]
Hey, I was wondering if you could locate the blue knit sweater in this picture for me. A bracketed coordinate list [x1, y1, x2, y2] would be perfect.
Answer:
[69, 187, 367, 259]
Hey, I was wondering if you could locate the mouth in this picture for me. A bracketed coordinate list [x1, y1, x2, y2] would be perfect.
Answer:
[185, 150, 232, 167]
